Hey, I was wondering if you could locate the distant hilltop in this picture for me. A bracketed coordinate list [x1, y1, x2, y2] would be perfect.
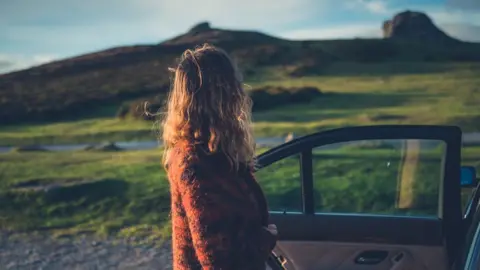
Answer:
[165, 10, 464, 46]
[383, 10, 459, 43]
[0, 10, 479, 125]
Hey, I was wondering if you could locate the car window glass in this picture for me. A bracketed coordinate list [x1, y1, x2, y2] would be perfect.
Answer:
[312, 139, 445, 217]
[255, 153, 302, 213]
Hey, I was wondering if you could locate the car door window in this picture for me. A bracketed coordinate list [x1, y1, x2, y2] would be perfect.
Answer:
[312, 139, 446, 217]
[255, 153, 302, 213]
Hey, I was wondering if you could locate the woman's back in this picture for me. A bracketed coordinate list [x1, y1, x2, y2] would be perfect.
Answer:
[162, 44, 276, 269]
[167, 143, 274, 269]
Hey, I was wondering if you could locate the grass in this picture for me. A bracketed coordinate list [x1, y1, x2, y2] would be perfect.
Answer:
[0, 149, 170, 241]
[1, 62, 479, 146]
[1, 144, 479, 242]
[253, 63, 480, 135]
[0, 118, 158, 146]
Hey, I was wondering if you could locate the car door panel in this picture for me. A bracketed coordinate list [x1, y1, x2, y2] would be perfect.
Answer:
[276, 242, 445, 270]
[269, 215, 445, 270]
[269, 215, 442, 245]
[257, 125, 463, 270]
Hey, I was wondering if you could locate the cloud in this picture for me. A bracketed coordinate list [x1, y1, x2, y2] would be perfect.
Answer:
[0, 60, 15, 73]
[281, 5, 480, 42]
[428, 9, 480, 25]
[445, 0, 480, 11]
[1, 0, 323, 41]
[425, 9, 480, 41]
[0, 54, 57, 74]
[346, 0, 389, 14]
[281, 22, 480, 43]
[441, 23, 480, 42]
[0, 0, 326, 73]
[281, 24, 381, 40]
[0, 0, 326, 58]
[155, 0, 324, 30]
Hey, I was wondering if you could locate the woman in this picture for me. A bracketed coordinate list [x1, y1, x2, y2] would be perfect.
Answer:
[162, 44, 278, 269]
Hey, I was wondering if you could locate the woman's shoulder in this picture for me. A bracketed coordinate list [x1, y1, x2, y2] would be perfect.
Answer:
[168, 149, 231, 194]
[168, 144, 215, 175]
[169, 142, 254, 175]
[167, 144, 198, 172]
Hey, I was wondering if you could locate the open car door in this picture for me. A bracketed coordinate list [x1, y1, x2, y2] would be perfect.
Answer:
[256, 125, 463, 270]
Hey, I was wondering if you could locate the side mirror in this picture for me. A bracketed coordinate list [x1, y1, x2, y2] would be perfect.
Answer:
[461, 166, 478, 187]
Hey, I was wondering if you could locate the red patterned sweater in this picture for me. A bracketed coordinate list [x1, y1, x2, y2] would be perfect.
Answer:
[166, 144, 277, 270]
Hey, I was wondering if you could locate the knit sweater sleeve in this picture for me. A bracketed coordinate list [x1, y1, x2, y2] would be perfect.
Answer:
[175, 165, 277, 269]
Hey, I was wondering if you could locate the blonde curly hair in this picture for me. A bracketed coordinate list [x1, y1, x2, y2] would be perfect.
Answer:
[162, 44, 255, 170]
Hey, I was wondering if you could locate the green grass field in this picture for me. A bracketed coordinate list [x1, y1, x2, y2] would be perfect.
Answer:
[1, 62, 480, 242]
[0, 62, 479, 146]
[1, 144, 479, 241]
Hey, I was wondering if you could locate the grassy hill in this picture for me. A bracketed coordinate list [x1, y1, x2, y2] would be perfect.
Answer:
[1, 61, 479, 146]
[0, 14, 480, 126]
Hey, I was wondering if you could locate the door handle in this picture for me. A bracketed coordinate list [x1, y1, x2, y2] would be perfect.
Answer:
[354, 250, 389, 265]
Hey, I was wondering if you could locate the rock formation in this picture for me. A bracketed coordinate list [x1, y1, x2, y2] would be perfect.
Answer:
[382, 10, 457, 43]
[188, 22, 212, 34]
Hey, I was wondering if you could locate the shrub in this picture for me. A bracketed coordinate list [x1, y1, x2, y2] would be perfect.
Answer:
[116, 104, 130, 119]
[250, 86, 322, 112]
[121, 86, 322, 120]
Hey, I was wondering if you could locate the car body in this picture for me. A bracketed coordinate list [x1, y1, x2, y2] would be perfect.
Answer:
[255, 125, 479, 270]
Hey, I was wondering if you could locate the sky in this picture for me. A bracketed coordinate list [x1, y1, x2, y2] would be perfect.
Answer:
[1, 0, 479, 74]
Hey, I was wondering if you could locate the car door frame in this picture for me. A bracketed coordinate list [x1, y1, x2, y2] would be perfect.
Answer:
[460, 202, 480, 270]
[256, 125, 463, 266]
[455, 180, 480, 270]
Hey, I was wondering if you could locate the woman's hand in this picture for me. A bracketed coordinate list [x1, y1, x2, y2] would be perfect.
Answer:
[264, 224, 277, 236]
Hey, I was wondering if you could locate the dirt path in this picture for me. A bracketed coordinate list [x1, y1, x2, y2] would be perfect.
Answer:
[0, 233, 173, 270]
[397, 139, 421, 209]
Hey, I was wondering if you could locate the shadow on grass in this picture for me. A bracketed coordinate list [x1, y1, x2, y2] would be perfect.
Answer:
[0, 103, 122, 131]
[43, 178, 129, 204]
[254, 91, 432, 123]
[309, 62, 472, 77]
[0, 176, 175, 235]
[0, 129, 155, 147]
[1, 178, 128, 230]
[303, 91, 431, 110]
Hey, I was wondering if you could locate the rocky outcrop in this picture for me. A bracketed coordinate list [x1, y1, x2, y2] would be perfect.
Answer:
[161, 22, 280, 46]
[188, 22, 212, 34]
[382, 10, 457, 43]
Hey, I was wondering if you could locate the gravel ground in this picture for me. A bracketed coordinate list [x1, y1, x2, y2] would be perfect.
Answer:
[0, 233, 173, 270]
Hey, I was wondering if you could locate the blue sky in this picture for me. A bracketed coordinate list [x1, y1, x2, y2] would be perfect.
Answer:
[1, 0, 479, 74]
